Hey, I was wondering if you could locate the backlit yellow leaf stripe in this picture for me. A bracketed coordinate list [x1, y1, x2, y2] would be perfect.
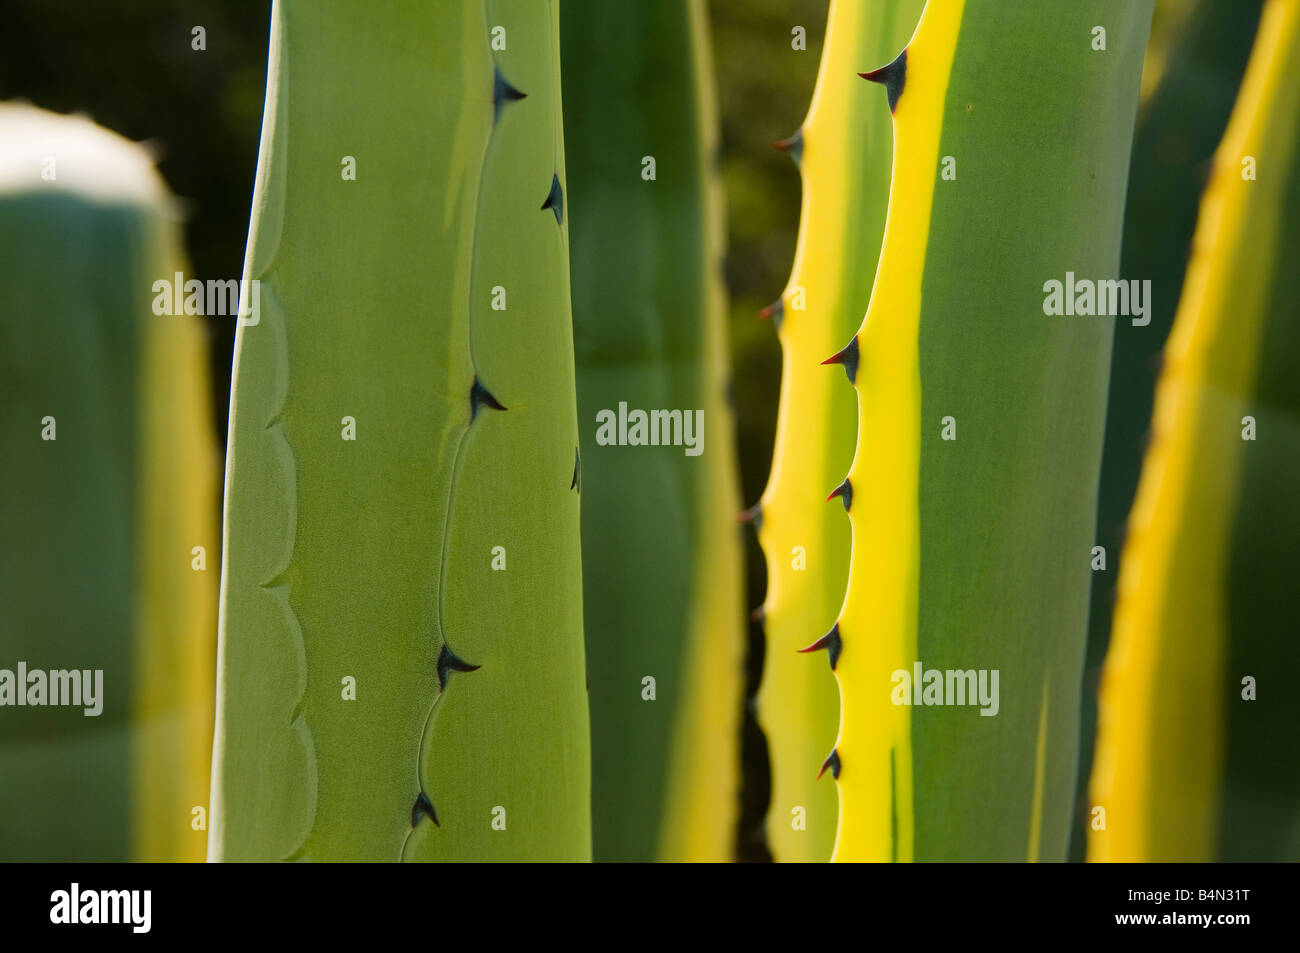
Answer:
[1089, 0, 1300, 862]
[755, 0, 924, 865]
[833, 0, 965, 863]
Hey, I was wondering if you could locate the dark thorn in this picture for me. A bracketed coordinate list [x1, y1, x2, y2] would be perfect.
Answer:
[411, 791, 439, 828]
[541, 173, 564, 225]
[492, 66, 526, 124]
[570, 446, 581, 492]
[821, 335, 860, 385]
[798, 623, 842, 670]
[758, 298, 784, 331]
[771, 128, 804, 162]
[750, 605, 766, 624]
[437, 643, 481, 691]
[737, 503, 763, 531]
[826, 477, 853, 512]
[817, 748, 842, 781]
[859, 48, 907, 114]
[469, 376, 507, 421]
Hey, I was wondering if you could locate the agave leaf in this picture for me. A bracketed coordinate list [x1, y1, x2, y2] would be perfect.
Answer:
[563, 0, 746, 862]
[211, 0, 590, 862]
[831, 0, 1151, 861]
[1073, 0, 1264, 859]
[0, 103, 217, 861]
[754, 0, 926, 864]
[1089, 0, 1300, 862]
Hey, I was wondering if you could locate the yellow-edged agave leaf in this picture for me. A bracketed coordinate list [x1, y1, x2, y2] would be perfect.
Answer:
[211, 0, 590, 861]
[754, 0, 925, 864]
[1089, 0, 1300, 863]
[825, 0, 1151, 861]
[0, 103, 217, 861]
[1075, 0, 1264, 858]
[563, 0, 746, 862]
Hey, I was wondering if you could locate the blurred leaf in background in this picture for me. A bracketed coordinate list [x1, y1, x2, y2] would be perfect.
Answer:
[709, 0, 827, 515]
[1089, 0, 1300, 860]
[0, 0, 271, 449]
[0, 103, 217, 862]
[1073, 0, 1263, 860]
[708, 0, 827, 858]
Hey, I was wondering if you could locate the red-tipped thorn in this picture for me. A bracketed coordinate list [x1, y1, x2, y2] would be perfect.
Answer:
[820, 335, 860, 385]
[771, 129, 803, 162]
[817, 749, 842, 781]
[797, 623, 842, 670]
[859, 49, 907, 113]
[826, 478, 853, 512]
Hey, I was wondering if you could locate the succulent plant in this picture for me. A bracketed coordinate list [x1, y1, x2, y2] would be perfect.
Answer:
[563, 0, 747, 862]
[823, 0, 1152, 861]
[754, 0, 926, 865]
[10, 0, 1295, 869]
[210, 0, 590, 861]
[1073, 0, 1265, 858]
[0, 103, 217, 861]
[1089, 0, 1300, 862]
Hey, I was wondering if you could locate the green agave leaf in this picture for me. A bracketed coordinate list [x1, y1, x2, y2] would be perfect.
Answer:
[563, 0, 747, 862]
[0, 103, 217, 861]
[211, 0, 590, 862]
[829, 0, 1152, 861]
